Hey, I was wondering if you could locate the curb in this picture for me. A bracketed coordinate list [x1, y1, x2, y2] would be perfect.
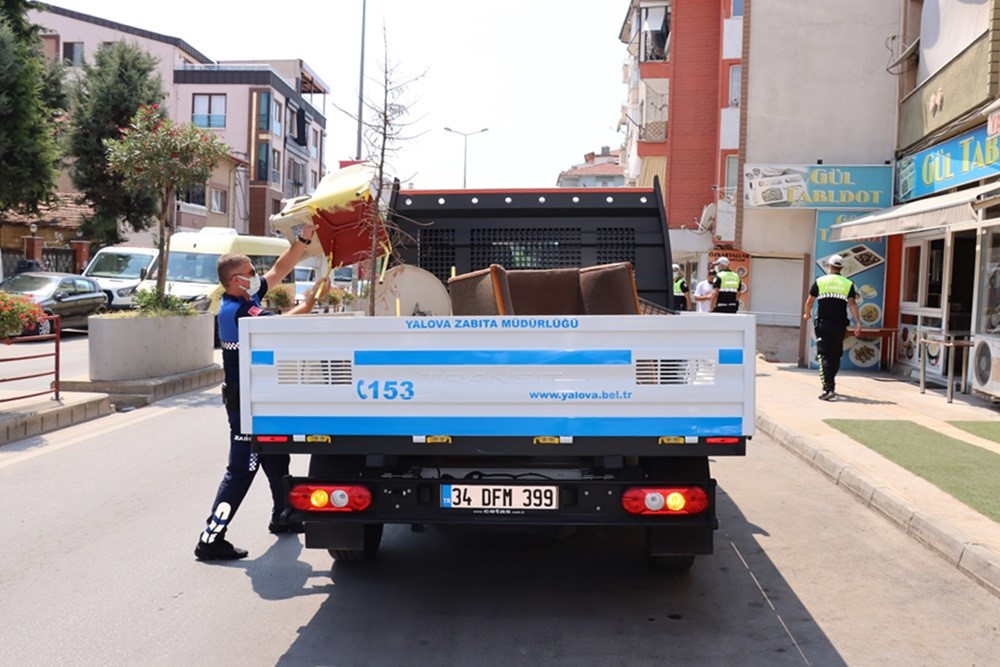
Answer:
[0, 393, 112, 447]
[59, 364, 224, 410]
[755, 413, 1000, 599]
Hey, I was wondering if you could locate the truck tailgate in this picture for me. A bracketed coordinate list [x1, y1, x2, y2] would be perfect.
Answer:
[240, 313, 755, 454]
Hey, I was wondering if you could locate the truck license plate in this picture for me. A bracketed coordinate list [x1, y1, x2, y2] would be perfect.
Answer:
[441, 484, 559, 510]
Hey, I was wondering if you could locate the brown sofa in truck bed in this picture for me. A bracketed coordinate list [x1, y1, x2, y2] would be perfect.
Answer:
[448, 262, 640, 316]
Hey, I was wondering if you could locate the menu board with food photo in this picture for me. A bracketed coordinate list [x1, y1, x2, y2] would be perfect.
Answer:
[809, 211, 888, 372]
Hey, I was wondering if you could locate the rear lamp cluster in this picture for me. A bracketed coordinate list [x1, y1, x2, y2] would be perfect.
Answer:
[621, 486, 709, 515]
[289, 484, 372, 512]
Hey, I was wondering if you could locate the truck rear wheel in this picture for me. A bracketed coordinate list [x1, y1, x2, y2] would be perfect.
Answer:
[328, 523, 383, 562]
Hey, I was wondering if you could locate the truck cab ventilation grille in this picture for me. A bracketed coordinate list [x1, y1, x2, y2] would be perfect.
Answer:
[276, 360, 353, 385]
[635, 359, 715, 385]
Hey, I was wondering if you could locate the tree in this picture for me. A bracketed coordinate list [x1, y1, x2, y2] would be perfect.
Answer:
[352, 31, 425, 315]
[0, 1, 62, 215]
[67, 40, 163, 246]
[105, 105, 230, 306]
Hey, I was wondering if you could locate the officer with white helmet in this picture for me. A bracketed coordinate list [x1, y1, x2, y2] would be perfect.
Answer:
[803, 254, 862, 401]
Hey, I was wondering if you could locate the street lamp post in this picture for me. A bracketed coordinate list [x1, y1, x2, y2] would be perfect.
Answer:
[444, 127, 488, 188]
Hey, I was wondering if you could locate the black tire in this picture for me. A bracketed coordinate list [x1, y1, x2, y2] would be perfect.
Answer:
[36, 315, 53, 336]
[328, 523, 383, 562]
[650, 554, 696, 573]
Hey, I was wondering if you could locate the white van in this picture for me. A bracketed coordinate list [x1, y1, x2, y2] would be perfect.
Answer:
[135, 227, 291, 315]
[82, 246, 160, 309]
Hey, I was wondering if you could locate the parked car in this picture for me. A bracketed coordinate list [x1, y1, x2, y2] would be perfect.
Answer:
[294, 263, 355, 302]
[0, 272, 108, 335]
[82, 246, 159, 309]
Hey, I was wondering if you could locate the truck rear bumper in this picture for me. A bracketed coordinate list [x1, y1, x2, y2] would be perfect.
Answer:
[286, 475, 718, 554]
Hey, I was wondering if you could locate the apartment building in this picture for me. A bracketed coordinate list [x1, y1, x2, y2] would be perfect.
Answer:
[618, 0, 741, 268]
[30, 5, 328, 237]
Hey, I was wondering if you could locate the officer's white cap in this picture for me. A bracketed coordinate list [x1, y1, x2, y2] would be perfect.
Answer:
[828, 254, 844, 267]
[672, 263, 680, 271]
[716, 257, 730, 266]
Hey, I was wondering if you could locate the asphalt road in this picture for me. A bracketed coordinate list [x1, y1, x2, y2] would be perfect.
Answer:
[0, 386, 998, 666]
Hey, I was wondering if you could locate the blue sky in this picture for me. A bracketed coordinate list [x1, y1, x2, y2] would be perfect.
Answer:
[45, 1, 629, 189]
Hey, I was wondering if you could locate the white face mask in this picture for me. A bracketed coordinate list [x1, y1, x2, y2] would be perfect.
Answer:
[237, 273, 261, 297]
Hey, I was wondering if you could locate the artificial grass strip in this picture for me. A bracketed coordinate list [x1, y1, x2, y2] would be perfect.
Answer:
[824, 419, 1000, 523]
[948, 421, 1000, 445]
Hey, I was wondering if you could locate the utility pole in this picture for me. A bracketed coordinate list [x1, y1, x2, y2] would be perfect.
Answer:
[443, 127, 489, 188]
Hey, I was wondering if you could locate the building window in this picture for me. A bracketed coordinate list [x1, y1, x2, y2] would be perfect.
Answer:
[63, 42, 84, 67]
[192, 94, 226, 128]
[271, 148, 281, 183]
[977, 227, 1000, 335]
[271, 99, 282, 136]
[286, 107, 296, 140]
[732, 0, 744, 17]
[728, 65, 742, 107]
[210, 188, 227, 214]
[257, 141, 269, 181]
[902, 244, 922, 303]
[311, 129, 319, 159]
[725, 155, 739, 197]
[639, 5, 670, 62]
[180, 184, 206, 207]
[258, 92, 271, 131]
[311, 170, 318, 190]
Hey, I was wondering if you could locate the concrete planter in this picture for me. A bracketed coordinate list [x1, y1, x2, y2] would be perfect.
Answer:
[88, 312, 215, 381]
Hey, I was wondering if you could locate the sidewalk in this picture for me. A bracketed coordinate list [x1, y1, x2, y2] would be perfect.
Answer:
[755, 356, 1000, 598]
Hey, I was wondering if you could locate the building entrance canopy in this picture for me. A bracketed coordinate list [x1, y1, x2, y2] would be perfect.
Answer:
[829, 181, 1000, 241]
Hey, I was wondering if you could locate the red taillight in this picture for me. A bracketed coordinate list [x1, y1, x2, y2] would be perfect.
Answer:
[705, 437, 740, 444]
[622, 487, 709, 515]
[289, 484, 372, 512]
[257, 435, 289, 443]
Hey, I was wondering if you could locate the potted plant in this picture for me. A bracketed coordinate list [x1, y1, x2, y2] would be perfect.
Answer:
[264, 285, 294, 313]
[0, 292, 44, 341]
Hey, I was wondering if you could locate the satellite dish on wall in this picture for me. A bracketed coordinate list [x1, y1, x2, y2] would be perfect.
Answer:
[698, 202, 717, 232]
[373, 265, 452, 316]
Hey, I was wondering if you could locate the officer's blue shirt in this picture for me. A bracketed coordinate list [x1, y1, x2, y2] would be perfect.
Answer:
[219, 277, 271, 387]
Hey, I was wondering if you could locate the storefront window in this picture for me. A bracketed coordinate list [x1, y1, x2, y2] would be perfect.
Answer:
[925, 239, 944, 308]
[903, 245, 921, 302]
[977, 227, 1000, 335]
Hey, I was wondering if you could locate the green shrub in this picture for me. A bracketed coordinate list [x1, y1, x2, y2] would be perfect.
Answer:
[132, 289, 196, 316]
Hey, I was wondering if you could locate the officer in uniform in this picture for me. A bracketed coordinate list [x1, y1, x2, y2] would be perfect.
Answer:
[195, 225, 326, 561]
[673, 263, 692, 311]
[710, 257, 741, 313]
[803, 254, 862, 401]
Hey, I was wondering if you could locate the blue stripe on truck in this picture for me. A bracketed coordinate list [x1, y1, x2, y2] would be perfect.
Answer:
[251, 415, 743, 437]
[718, 348, 743, 365]
[354, 349, 632, 366]
[251, 350, 274, 366]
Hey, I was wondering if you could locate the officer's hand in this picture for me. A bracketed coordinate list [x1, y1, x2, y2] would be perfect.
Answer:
[803, 312, 811, 321]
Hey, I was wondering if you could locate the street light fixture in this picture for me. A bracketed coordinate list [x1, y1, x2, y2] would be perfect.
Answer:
[29, 223, 37, 236]
[443, 127, 489, 188]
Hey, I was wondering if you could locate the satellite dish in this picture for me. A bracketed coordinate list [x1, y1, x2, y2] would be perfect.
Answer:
[373, 265, 452, 316]
[698, 202, 717, 232]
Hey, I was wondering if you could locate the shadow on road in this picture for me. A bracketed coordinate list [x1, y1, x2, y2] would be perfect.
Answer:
[256, 488, 846, 666]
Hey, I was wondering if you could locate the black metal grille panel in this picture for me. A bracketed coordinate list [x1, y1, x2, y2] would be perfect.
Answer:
[276, 360, 352, 385]
[596, 228, 636, 265]
[417, 229, 456, 286]
[635, 359, 716, 385]
[470, 228, 581, 270]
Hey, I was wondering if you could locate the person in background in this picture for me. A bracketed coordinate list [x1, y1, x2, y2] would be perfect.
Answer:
[710, 257, 741, 313]
[195, 225, 327, 561]
[803, 254, 862, 401]
[673, 263, 692, 311]
[693, 267, 716, 313]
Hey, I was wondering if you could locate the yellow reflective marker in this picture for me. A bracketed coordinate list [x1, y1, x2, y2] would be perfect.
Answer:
[306, 435, 332, 443]
[658, 436, 685, 445]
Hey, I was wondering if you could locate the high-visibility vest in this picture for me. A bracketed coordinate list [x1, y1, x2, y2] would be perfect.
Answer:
[717, 270, 740, 292]
[815, 273, 853, 301]
[673, 277, 686, 296]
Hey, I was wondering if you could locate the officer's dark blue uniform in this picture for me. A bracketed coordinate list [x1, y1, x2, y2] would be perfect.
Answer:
[197, 277, 292, 550]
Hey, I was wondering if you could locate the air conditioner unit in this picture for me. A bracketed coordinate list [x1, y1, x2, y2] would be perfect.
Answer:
[969, 336, 1000, 399]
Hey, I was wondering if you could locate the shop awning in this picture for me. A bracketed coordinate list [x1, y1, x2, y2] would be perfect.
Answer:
[830, 181, 1000, 241]
[638, 157, 666, 188]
